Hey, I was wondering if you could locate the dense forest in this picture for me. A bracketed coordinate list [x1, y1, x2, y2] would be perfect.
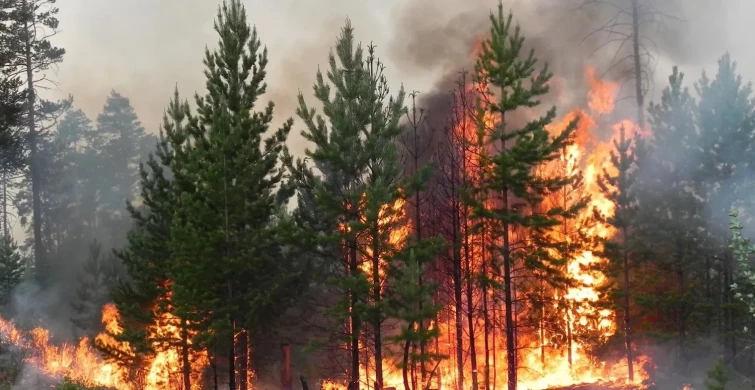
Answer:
[0, 0, 752, 390]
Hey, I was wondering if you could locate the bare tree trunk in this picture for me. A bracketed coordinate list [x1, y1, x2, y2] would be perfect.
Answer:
[212, 353, 219, 390]
[621, 226, 634, 381]
[453, 226, 464, 390]
[350, 239, 361, 390]
[24, 13, 43, 282]
[281, 344, 292, 390]
[676, 242, 687, 372]
[2, 170, 7, 237]
[372, 242, 383, 390]
[402, 322, 415, 390]
[464, 228, 478, 390]
[502, 209, 516, 390]
[630, 0, 645, 128]
[181, 318, 191, 390]
[446, 122, 465, 390]
[229, 321, 236, 390]
[482, 225, 491, 390]
[239, 329, 248, 390]
[407, 93, 427, 382]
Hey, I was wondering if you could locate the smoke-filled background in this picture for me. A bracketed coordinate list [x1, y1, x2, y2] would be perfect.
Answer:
[48, 0, 738, 153]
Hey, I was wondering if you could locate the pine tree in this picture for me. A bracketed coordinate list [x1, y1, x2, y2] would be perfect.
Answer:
[95, 91, 150, 243]
[168, 2, 299, 388]
[70, 239, 117, 338]
[704, 358, 729, 390]
[2, 0, 70, 282]
[399, 92, 434, 384]
[694, 53, 755, 364]
[434, 74, 473, 390]
[97, 90, 189, 383]
[0, 75, 25, 237]
[57, 109, 98, 240]
[638, 67, 704, 369]
[595, 125, 639, 381]
[0, 235, 25, 306]
[387, 249, 443, 390]
[469, 3, 580, 389]
[286, 20, 440, 390]
[540, 142, 592, 367]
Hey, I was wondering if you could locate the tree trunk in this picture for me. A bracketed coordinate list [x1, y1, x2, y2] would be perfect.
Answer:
[676, 242, 687, 372]
[239, 329, 248, 390]
[448, 140, 464, 390]
[482, 226, 491, 390]
[212, 352, 219, 390]
[229, 322, 236, 390]
[181, 318, 191, 390]
[464, 226, 478, 390]
[350, 238, 361, 390]
[621, 226, 634, 381]
[2, 170, 7, 237]
[403, 322, 415, 390]
[24, 14, 43, 283]
[372, 239, 383, 390]
[413, 113, 426, 382]
[281, 343, 292, 390]
[631, 0, 645, 128]
[502, 192, 516, 390]
[453, 205, 464, 390]
[723, 249, 736, 364]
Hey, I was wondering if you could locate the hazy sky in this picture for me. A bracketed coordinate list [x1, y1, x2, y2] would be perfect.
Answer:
[49, 0, 753, 145]
[51, 0, 424, 158]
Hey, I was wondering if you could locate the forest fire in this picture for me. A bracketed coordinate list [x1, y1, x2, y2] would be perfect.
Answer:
[322, 64, 654, 390]
[0, 61, 652, 390]
[0, 302, 207, 389]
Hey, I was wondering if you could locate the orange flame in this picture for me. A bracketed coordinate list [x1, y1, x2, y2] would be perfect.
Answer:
[326, 65, 653, 390]
[0, 301, 208, 389]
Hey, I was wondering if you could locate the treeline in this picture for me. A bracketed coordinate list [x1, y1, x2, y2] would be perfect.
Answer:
[0, 0, 154, 327]
[1, 0, 755, 390]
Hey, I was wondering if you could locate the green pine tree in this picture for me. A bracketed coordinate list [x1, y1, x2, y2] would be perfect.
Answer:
[0, 70, 25, 237]
[97, 90, 190, 383]
[705, 357, 729, 390]
[695, 53, 755, 363]
[57, 109, 99, 240]
[634, 66, 705, 370]
[595, 125, 640, 381]
[286, 20, 441, 390]
[0, 235, 25, 306]
[167, 2, 299, 388]
[95, 91, 151, 246]
[468, 3, 581, 389]
[70, 239, 118, 338]
[387, 249, 443, 390]
[2, 0, 71, 282]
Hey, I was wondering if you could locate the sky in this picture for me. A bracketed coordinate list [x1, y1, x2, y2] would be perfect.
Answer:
[49, 0, 754, 141]
[51, 0, 421, 158]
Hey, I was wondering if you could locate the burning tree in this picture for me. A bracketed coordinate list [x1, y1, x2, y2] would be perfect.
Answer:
[467, 3, 583, 389]
[285, 19, 441, 390]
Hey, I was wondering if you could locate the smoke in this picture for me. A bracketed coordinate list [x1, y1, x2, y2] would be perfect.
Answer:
[387, 0, 736, 119]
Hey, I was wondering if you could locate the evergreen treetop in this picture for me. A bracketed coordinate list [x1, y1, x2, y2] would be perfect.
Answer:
[167, 0, 297, 347]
